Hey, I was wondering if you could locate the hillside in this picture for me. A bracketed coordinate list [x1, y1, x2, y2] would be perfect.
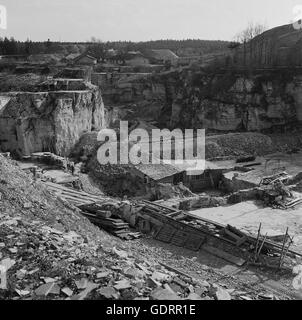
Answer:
[233, 23, 302, 68]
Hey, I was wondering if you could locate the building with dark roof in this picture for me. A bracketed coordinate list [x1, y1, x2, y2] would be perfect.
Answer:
[131, 163, 185, 184]
[73, 53, 97, 66]
[143, 49, 179, 65]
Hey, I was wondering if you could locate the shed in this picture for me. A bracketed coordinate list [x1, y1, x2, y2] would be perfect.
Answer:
[73, 53, 97, 66]
[130, 163, 185, 185]
[124, 51, 150, 66]
[143, 49, 179, 65]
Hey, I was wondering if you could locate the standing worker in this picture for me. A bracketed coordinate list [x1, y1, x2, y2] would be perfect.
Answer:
[63, 157, 68, 172]
[66, 158, 70, 172]
[32, 166, 37, 181]
[70, 161, 75, 176]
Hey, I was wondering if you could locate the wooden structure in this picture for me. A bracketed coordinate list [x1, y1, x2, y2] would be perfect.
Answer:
[137, 200, 302, 268]
[44, 182, 141, 240]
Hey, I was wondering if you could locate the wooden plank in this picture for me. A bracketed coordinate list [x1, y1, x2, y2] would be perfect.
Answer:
[224, 227, 247, 246]
[185, 212, 226, 229]
[166, 210, 182, 217]
[144, 200, 177, 213]
[54, 194, 94, 205]
[49, 189, 100, 203]
[96, 210, 112, 219]
[226, 225, 247, 237]
[47, 188, 103, 203]
[174, 213, 187, 221]
[56, 196, 93, 206]
[224, 228, 242, 242]
[185, 234, 206, 251]
[155, 226, 176, 243]
[66, 199, 89, 206]
[202, 244, 246, 267]
[171, 231, 189, 247]
[286, 199, 302, 209]
[44, 182, 105, 201]
[236, 236, 247, 247]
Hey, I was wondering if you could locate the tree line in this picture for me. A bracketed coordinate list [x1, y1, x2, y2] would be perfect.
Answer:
[0, 37, 69, 55]
[0, 37, 230, 57]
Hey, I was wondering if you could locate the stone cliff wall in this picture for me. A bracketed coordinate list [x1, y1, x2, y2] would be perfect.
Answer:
[116, 69, 301, 132]
[0, 87, 106, 157]
[92, 72, 166, 126]
[181, 74, 299, 132]
[91, 67, 302, 133]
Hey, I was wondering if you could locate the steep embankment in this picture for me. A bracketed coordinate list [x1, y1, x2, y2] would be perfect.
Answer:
[0, 155, 175, 299]
[0, 78, 106, 157]
[0, 154, 109, 299]
[233, 23, 302, 68]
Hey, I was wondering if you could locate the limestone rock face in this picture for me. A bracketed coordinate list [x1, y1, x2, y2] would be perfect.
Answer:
[0, 87, 106, 156]
[286, 76, 302, 121]
[164, 72, 299, 132]
[93, 68, 300, 132]
[92, 72, 166, 125]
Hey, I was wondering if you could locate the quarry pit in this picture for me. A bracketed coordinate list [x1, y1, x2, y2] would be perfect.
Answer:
[2, 27, 302, 301]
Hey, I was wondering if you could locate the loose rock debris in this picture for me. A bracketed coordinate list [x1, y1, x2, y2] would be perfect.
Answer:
[0, 209, 281, 300]
[0, 155, 292, 300]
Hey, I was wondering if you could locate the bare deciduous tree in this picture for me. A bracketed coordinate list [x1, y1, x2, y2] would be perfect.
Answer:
[235, 22, 267, 43]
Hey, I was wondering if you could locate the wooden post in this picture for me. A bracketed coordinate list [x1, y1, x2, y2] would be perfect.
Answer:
[254, 223, 262, 262]
[257, 233, 268, 256]
[279, 228, 289, 268]
[279, 232, 293, 269]
[280, 240, 293, 269]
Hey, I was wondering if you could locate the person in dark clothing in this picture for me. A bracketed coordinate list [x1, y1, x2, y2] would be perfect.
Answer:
[70, 162, 75, 176]
[32, 167, 37, 180]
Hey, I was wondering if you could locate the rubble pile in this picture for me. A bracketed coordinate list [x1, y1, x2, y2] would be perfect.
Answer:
[0, 206, 258, 301]
[206, 133, 274, 159]
[260, 172, 302, 209]
[0, 215, 272, 300]
[87, 160, 145, 197]
[0, 73, 45, 92]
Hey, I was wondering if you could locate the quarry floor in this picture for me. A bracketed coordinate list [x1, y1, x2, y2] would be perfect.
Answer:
[18, 161, 76, 184]
[189, 200, 302, 252]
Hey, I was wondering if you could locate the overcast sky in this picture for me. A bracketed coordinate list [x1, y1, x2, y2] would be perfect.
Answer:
[0, 0, 300, 42]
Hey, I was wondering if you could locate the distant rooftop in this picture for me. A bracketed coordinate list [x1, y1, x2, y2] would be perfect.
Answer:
[144, 49, 179, 61]
[134, 163, 184, 181]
